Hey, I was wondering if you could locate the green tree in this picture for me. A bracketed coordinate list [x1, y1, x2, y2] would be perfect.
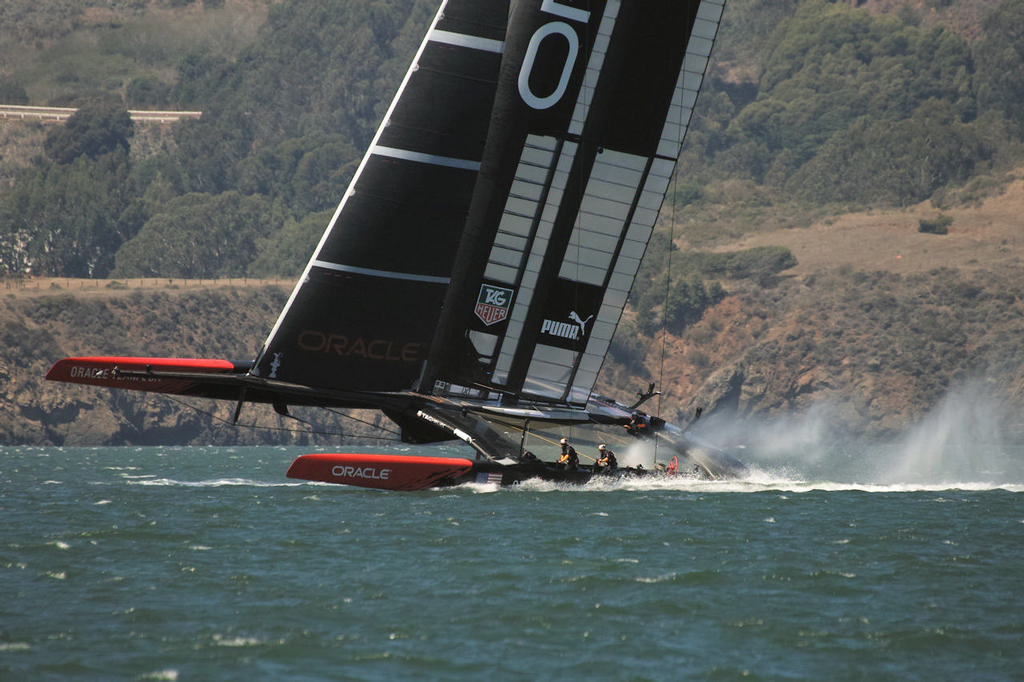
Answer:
[789, 99, 987, 206]
[663, 275, 726, 334]
[249, 209, 333, 278]
[0, 81, 29, 104]
[721, 0, 975, 190]
[236, 134, 358, 215]
[608, 319, 647, 374]
[112, 191, 279, 278]
[664, 275, 708, 333]
[0, 150, 135, 277]
[126, 76, 172, 107]
[974, 0, 1024, 132]
[43, 103, 134, 165]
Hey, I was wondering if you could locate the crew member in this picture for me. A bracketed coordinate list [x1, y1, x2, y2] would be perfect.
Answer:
[557, 437, 579, 471]
[595, 443, 618, 473]
[625, 412, 649, 437]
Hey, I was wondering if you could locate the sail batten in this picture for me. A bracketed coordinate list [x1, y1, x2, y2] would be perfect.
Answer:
[371, 145, 482, 171]
[431, 30, 505, 54]
[311, 261, 451, 284]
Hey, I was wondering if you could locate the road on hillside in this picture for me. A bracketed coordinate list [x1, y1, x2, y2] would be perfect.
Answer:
[0, 105, 201, 124]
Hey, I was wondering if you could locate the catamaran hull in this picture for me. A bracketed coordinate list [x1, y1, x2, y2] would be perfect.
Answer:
[285, 452, 726, 491]
[285, 453, 475, 491]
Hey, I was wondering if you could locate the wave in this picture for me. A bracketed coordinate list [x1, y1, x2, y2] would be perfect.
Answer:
[464, 468, 1024, 494]
[127, 477, 304, 488]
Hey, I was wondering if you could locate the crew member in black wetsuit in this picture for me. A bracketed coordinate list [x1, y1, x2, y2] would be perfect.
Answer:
[595, 443, 618, 473]
[557, 438, 579, 471]
[625, 412, 649, 438]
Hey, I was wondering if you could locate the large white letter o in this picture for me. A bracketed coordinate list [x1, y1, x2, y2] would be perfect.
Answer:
[518, 22, 579, 110]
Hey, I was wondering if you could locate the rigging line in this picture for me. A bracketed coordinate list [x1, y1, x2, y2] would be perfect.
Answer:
[319, 406, 403, 437]
[655, 76, 690, 466]
[156, 394, 404, 442]
[580, 418, 644, 451]
[491, 419, 561, 448]
[488, 418, 603, 462]
[655, 232, 673, 466]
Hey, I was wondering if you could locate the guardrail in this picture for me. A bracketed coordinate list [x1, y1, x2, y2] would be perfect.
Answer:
[0, 105, 202, 124]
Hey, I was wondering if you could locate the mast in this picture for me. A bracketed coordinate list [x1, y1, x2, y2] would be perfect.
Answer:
[418, 0, 546, 396]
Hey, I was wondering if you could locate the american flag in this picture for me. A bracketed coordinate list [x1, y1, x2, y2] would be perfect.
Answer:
[477, 472, 503, 485]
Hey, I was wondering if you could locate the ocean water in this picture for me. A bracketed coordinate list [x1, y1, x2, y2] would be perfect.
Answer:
[3, 443, 1023, 681]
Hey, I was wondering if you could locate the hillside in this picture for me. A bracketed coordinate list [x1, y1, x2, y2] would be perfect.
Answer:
[603, 180, 1024, 440]
[710, 175, 1024, 276]
[4, 179, 1023, 447]
[6, 0, 1024, 278]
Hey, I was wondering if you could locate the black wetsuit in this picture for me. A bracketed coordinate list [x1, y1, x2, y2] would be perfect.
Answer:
[557, 445, 579, 471]
[596, 449, 618, 473]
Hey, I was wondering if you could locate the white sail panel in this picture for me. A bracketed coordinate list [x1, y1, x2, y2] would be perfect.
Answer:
[699, 0, 726, 23]
[568, 0, 620, 137]
[485, 134, 579, 385]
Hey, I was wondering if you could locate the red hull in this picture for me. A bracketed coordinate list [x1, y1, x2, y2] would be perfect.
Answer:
[46, 357, 239, 394]
[286, 453, 474, 491]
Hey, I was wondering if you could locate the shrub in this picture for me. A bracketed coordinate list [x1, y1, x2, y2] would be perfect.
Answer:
[919, 214, 953, 235]
[676, 246, 797, 281]
[663, 275, 727, 334]
[609, 321, 647, 373]
[126, 76, 172, 107]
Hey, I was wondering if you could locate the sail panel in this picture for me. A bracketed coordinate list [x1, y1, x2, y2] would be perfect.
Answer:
[255, 269, 446, 392]
[316, 157, 476, 279]
[376, 43, 501, 161]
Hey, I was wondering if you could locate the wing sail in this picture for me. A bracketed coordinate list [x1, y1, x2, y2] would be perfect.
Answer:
[251, 0, 510, 393]
[254, 0, 725, 406]
[423, 0, 726, 405]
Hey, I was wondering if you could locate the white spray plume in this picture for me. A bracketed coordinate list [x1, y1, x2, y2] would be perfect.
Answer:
[686, 379, 1023, 486]
[881, 380, 1019, 485]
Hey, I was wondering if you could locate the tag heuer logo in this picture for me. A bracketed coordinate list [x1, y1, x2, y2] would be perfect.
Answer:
[474, 284, 514, 326]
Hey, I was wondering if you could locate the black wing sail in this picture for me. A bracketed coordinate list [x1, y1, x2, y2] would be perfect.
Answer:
[422, 0, 726, 406]
[253, 0, 725, 406]
[252, 0, 510, 393]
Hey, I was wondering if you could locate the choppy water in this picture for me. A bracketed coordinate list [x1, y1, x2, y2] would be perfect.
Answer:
[3, 443, 1023, 681]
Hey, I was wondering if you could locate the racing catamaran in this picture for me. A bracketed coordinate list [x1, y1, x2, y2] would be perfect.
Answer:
[46, 0, 746, 489]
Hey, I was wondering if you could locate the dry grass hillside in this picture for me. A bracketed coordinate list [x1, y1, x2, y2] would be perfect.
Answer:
[712, 178, 1024, 277]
